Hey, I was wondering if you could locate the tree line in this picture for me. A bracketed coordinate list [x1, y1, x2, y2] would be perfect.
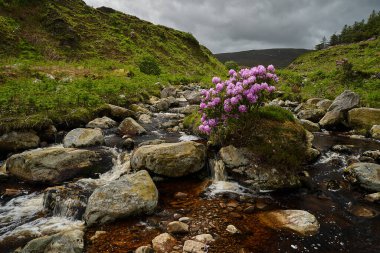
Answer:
[315, 10, 380, 50]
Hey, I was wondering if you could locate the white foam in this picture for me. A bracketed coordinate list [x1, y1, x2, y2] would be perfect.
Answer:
[206, 181, 252, 197]
[0, 217, 84, 243]
[179, 132, 201, 142]
[0, 193, 43, 232]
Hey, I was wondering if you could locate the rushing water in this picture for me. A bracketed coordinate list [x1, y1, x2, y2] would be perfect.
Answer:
[1, 108, 380, 252]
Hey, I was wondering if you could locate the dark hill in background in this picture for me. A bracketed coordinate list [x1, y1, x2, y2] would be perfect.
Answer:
[215, 48, 311, 68]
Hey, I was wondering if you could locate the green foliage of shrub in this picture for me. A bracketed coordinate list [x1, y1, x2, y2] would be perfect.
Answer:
[224, 60, 239, 71]
[258, 106, 295, 122]
[138, 56, 161, 76]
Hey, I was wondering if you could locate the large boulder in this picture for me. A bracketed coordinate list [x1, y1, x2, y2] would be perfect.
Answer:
[259, 210, 320, 236]
[107, 104, 135, 120]
[21, 229, 83, 253]
[6, 147, 111, 184]
[348, 108, 380, 131]
[319, 111, 345, 129]
[131, 141, 206, 177]
[63, 128, 104, 148]
[300, 119, 321, 132]
[0, 131, 40, 152]
[84, 170, 158, 226]
[344, 163, 380, 192]
[316, 99, 332, 111]
[216, 145, 303, 190]
[118, 117, 146, 136]
[297, 109, 325, 122]
[86, 116, 117, 129]
[319, 90, 360, 129]
[328, 90, 360, 112]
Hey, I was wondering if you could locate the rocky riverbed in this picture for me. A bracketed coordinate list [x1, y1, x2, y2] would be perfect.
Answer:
[0, 86, 379, 253]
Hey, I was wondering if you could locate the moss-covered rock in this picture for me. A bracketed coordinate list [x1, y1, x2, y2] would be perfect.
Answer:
[348, 107, 380, 132]
[6, 147, 112, 184]
[211, 106, 309, 190]
[131, 141, 206, 177]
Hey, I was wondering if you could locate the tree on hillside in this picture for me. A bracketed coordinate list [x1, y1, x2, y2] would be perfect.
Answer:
[317, 10, 380, 48]
[315, 36, 328, 50]
[329, 34, 339, 46]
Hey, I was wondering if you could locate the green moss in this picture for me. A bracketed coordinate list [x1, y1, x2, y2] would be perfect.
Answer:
[210, 106, 307, 169]
[257, 106, 295, 122]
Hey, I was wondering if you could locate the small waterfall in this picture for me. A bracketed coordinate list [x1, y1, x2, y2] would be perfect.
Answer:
[43, 147, 130, 220]
[0, 147, 130, 246]
[206, 157, 252, 197]
[209, 158, 227, 182]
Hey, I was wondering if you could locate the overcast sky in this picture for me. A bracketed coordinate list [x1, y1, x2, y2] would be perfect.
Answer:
[84, 0, 379, 53]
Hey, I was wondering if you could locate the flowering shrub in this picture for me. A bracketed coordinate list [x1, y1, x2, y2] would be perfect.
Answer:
[198, 65, 278, 135]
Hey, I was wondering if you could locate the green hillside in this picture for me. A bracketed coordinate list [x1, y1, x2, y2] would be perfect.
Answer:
[278, 37, 380, 107]
[0, 0, 225, 132]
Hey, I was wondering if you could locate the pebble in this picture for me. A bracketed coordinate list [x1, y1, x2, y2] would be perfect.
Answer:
[365, 192, 380, 202]
[174, 192, 188, 199]
[179, 217, 191, 223]
[152, 233, 177, 253]
[167, 221, 189, 234]
[183, 240, 207, 253]
[173, 213, 182, 220]
[226, 200, 239, 208]
[193, 234, 215, 244]
[135, 245, 154, 253]
[3, 189, 23, 197]
[226, 224, 240, 234]
[229, 212, 243, 219]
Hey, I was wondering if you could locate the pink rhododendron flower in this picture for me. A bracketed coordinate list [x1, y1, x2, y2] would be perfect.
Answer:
[198, 64, 278, 135]
[212, 77, 221, 84]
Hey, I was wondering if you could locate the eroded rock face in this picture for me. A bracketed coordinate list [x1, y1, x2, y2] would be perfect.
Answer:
[217, 145, 302, 190]
[84, 170, 158, 226]
[0, 131, 40, 152]
[218, 145, 249, 168]
[63, 128, 104, 148]
[86, 116, 117, 129]
[345, 163, 380, 192]
[348, 108, 380, 131]
[6, 147, 111, 184]
[259, 210, 320, 236]
[21, 229, 84, 253]
[131, 141, 206, 177]
[118, 117, 146, 136]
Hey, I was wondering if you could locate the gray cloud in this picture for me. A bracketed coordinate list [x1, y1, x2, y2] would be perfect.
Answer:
[84, 0, 379, 53]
